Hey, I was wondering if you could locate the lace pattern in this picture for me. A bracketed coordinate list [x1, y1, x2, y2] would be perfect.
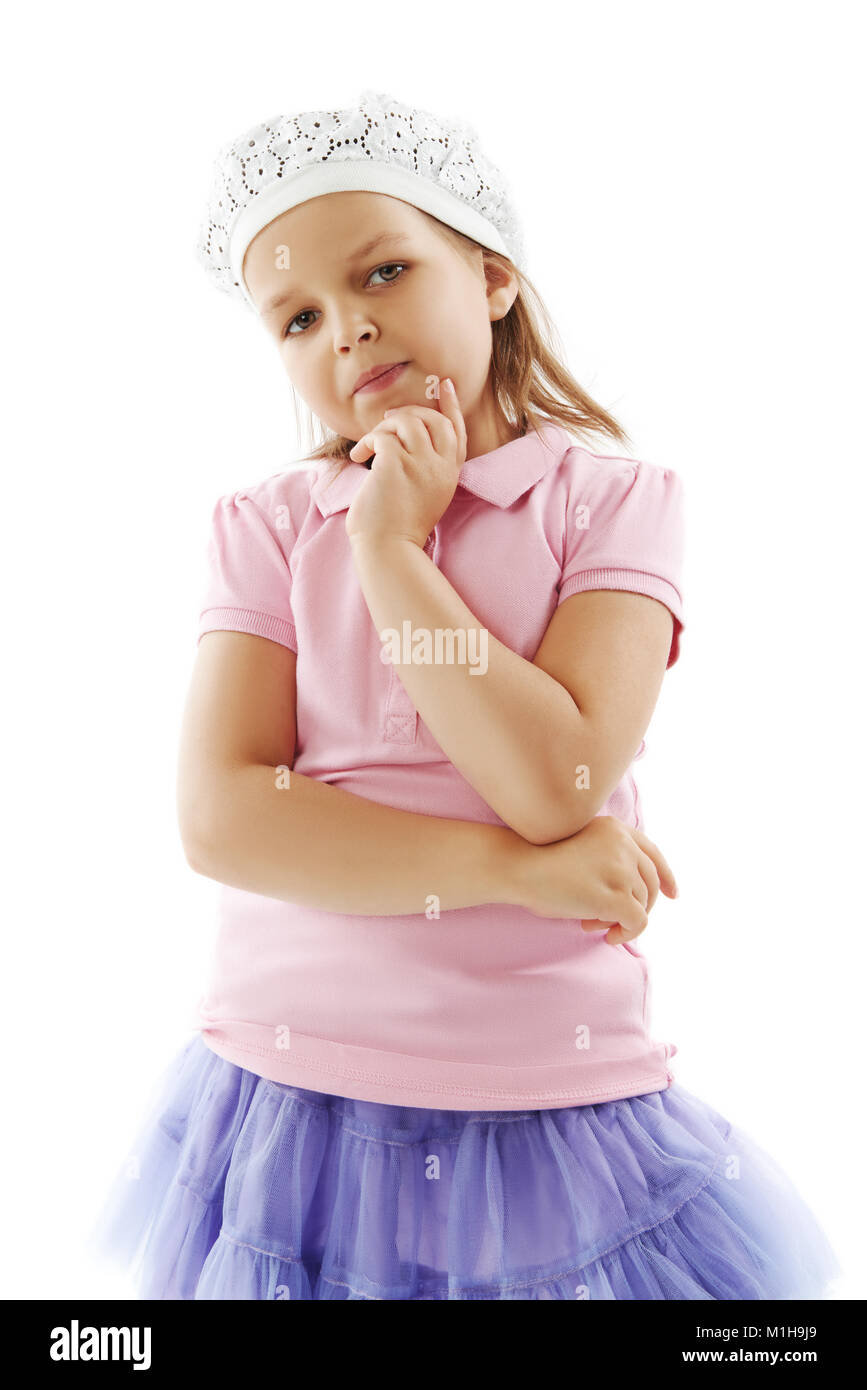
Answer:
[196, 89, 527, 307]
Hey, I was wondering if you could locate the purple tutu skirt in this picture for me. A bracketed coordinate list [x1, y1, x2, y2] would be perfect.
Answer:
[87, 1034, 841, 1300]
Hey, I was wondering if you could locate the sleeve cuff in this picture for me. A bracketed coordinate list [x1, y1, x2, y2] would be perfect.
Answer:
[557, 568, 684, 668]
[197, 605, 298, 653]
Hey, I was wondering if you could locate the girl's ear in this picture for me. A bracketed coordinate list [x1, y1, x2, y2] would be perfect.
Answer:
[487, 272, 518, 323]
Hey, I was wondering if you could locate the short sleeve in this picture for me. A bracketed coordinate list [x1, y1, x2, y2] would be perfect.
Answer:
[558, 455, 686, 668]
[197, 488, 298, 652]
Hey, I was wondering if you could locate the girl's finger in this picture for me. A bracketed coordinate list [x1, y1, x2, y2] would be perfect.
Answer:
[600, 893, 647, 942]
[605, 900, 648, 945]
[629, 827, 678, 898]
[437, 378, 467, 452]
[349, 418, 406, 460]
[633, 845, 661, 914]
[379, 411, 435, 455]
[579, 918, 619, 934]
[383, 404, 459, 462]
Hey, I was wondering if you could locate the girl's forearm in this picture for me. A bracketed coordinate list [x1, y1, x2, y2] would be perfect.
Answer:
[189, 763, 534, 916]
[349, 534, 582, 844]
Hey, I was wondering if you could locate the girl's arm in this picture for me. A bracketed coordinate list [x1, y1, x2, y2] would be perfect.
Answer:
[350, 536, 674, 846]
[177, 629, 534, 916]
[188, 761, 532, 915]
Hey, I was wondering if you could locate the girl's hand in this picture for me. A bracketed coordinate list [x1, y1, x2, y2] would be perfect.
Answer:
[345, 377, 468, 549]
[513, 815, 679, 945]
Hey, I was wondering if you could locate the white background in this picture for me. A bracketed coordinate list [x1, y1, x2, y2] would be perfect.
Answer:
[3, 0, 862, 1300]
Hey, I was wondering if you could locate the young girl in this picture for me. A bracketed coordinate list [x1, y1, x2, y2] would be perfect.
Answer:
[87, 90, 841, 1300]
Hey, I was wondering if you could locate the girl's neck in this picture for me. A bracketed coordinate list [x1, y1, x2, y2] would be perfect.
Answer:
[465, 395, 523, 461]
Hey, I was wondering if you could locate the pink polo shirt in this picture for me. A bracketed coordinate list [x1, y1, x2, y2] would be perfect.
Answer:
[191, 421, 686, 1110]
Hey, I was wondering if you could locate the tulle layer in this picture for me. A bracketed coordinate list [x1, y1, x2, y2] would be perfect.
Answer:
[87, 1035, 841, 1300]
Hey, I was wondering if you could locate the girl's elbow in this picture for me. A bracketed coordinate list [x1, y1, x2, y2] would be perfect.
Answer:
[521, 818, 582, 847]
[520, 794, 598, 845]
[180, 825, 217, 877]
[177, 793, 225, 876]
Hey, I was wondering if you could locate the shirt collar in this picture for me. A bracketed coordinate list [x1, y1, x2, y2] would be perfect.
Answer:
[309, 420, 574, 518]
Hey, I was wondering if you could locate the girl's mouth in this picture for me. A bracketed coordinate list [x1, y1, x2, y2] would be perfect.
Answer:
[355, 362, 409, 394]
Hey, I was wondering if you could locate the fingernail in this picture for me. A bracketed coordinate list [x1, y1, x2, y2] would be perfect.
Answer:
[444, 377, 454, 391]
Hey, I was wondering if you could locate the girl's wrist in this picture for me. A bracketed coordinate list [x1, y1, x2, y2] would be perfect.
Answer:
[484, 824, 539, 910]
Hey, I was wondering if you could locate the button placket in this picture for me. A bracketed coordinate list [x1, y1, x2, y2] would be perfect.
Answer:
[383, 662, 418, 743]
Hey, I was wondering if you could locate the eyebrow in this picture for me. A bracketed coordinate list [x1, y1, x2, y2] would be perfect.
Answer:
[259, 232, 413, 318]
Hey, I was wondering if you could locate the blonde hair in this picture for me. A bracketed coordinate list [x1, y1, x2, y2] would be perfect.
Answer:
[288, 215, 633, 481]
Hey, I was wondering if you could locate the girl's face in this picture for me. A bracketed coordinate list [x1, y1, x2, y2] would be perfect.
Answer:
[242, 191, 519, 459]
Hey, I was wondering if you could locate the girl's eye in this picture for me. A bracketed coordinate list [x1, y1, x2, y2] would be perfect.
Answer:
[368, 261, 405, 286]
[284, 309, 316, 338]
[282, 262, 408, 339]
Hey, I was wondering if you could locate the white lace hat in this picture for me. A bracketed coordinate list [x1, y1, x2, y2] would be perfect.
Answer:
[196, 89, 527, 312]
